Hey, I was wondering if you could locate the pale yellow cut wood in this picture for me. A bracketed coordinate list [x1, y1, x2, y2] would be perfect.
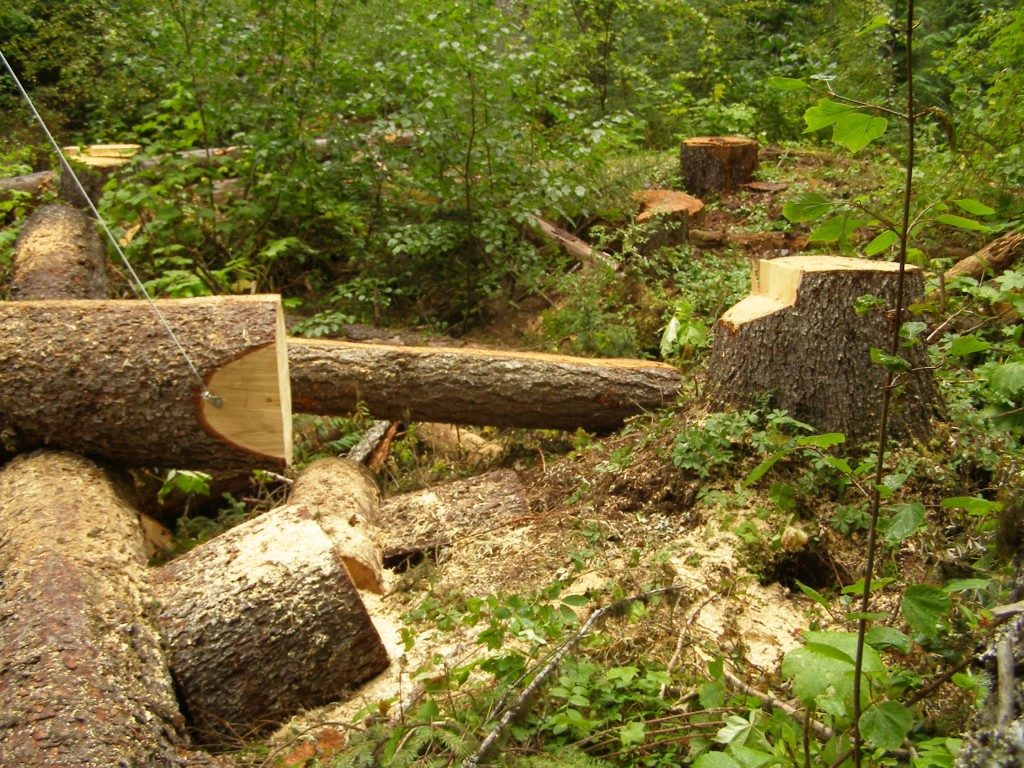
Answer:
[724, 255, 915, 326]
[202, 302, 293, 465]
[63, 143, 141, 167]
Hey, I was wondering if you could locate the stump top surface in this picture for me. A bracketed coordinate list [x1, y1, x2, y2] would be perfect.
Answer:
[683, 136, 758, 146]
[768, 255, 918, 274]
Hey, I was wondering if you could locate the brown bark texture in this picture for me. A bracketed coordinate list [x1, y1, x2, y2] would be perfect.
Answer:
[381, 468, 529, 562]
[288, 338, 681, 432]
[633, 189, 705, 253]
[944, 231, 1024, 283]
[0, 451, 194, 767]
[0, 295, 287, 469]
[0, 170, 56, 201]
[151, 458, 389, 741]
[708, 256, 943, 442]
[526, 214, 618, 268]
[10, 204, 108, 300]
[680, 136, 759, 197]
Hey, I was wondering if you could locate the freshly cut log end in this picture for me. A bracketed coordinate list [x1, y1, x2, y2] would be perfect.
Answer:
[709, 255, 943, 442]
[288, 338, 681, 432]
[680, 136, 759, 197]
[0, 295, 292, 469]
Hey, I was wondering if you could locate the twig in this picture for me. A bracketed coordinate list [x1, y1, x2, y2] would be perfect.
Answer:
[720, 668, 834, 742]
[660, 592, 717, 697]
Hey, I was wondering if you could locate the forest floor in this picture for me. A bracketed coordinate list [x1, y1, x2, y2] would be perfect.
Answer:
[242, 148, 988, 767]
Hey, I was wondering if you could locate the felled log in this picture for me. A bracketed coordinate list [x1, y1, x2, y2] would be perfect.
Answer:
[680, 136, 759, 197]
[0, 451, 207, 767]
[151, 458, 389, 740]
[944, 231, 1024, 283]
[708, 255, 943, 442]
[288, 338, 681, 432]
[380, 468, 529, 562]
[10, 203, 108, 299]
[0, 169, 56, 202]
[526, 213, 618, 268]
[0, 295, 292, 469]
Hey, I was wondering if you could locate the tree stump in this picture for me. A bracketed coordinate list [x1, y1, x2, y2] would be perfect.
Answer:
[680, 136, 759, 197]
[633, 189, 705, 253]
[707, 255, 943, 442]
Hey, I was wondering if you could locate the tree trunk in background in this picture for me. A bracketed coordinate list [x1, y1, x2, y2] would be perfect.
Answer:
[707, 255, 943, 442]
[10, 203, 108, 300]
[0, 295, 292, 469]
[0, 451, 207, 767]
[151, 458, 390, 742]
[680, 136, 759, 197]
[288, 338, 681, 432]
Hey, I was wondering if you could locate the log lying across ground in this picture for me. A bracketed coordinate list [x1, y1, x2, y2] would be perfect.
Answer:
[152, 458, 389, 740]
[708, 255, 943, 442]
[288, 338, 682, 432]
[0, 451, 210, 767]
[11, 203, 108, 300]
[0, 295, 292, 469]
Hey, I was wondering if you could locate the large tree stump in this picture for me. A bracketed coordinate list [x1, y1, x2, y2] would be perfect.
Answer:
[288, 338, 681, 432]
[0, 451, 205, 767]
[680, 136, 759, 197]
[11, 203, 108, 300]
[707, 255, 943, 442]
[0, 295, 292, 469]
[151, 458, 389, 740]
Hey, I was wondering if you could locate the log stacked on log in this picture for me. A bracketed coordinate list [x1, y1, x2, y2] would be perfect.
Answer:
[151, 458, 390, 740]
[0, 295, 292, 469]
[708, 255, 943, 442]
[680, 136, 759, 197]
[288, 337, 681, 432]
[10, 203, 108, 299]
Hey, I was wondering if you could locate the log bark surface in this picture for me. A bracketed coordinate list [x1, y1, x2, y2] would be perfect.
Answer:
[151, 458, 389, 740]
[11, 204, 108, 300]
[527, 214, 618, 268]
[288, 338, 681, 431]
[0, 295, 291, 469]
[708, 256, 942, 442]
[0, 451, 194, 767]
[680, 136, 759, 197]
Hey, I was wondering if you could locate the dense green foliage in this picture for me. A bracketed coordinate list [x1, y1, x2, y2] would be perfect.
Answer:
[3, 1, 1024, 767]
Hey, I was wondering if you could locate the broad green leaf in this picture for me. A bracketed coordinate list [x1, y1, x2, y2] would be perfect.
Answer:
[865, 626, 911, 653]
[783, 192, 832, 222]
[808, 215, 870, 243]
[832, 111, 888, 152]
[728, 744, 777, 768]
[864, 229, 899, 255]
[693, 754, 741, 768]
[870, 347, 911, 372]
[949, 335, 991, 356]
[744, 450, 786, 486]
[768, 76, 809, 91]
[882, 502, 925, 544]
[716, 714, 758, 745]
[857, 14, 892, 34]
[782, 632, 882, 707]
[795, 579, 831, 610]
[805, 641, 856, 665]
[660, 316, 681, 358]
[954, 198, 996, 216]
[901, 585, 952, 636]
[939, 497, 1002, 515]
[561, 594, 591, 607]
[860, 700, 913, 751]
[844, 611, 889, 621]
[842, 576, 894, 596]
[990, 362, 1024, 396]
[804, 99, 857, 131]
[619, 721, 646, 746]
[943, 578, 991, 593]
[936, 214, 992, 232]
[796, 432, 846, 449]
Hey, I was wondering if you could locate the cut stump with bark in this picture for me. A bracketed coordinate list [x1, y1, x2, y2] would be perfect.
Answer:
[707, 255, 943, 442]
[11, 203, 108, 300]
[633, 189, 705, 253]
[680, 136, 759, 197]
[288, 338, 681, 432]
[151, 458, 389, 740]
[0, 451, 203, 767]
[0, 295, 292, 469]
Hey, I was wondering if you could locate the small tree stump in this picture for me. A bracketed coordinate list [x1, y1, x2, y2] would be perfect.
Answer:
[707, 255, 943, 442]
[680, 136, 759, 197]
[634, 189, 705, 253]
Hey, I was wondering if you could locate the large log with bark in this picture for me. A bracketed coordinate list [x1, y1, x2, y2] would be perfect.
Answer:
[680, 136, 759, 197]
[707, 255, 943, 442]
[10, 203, 108, 300]
[151, 458, 390, 740]
[0, 295, 292, 469]
[288, 338, 681, 431]
[0, 451, 213, 767]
